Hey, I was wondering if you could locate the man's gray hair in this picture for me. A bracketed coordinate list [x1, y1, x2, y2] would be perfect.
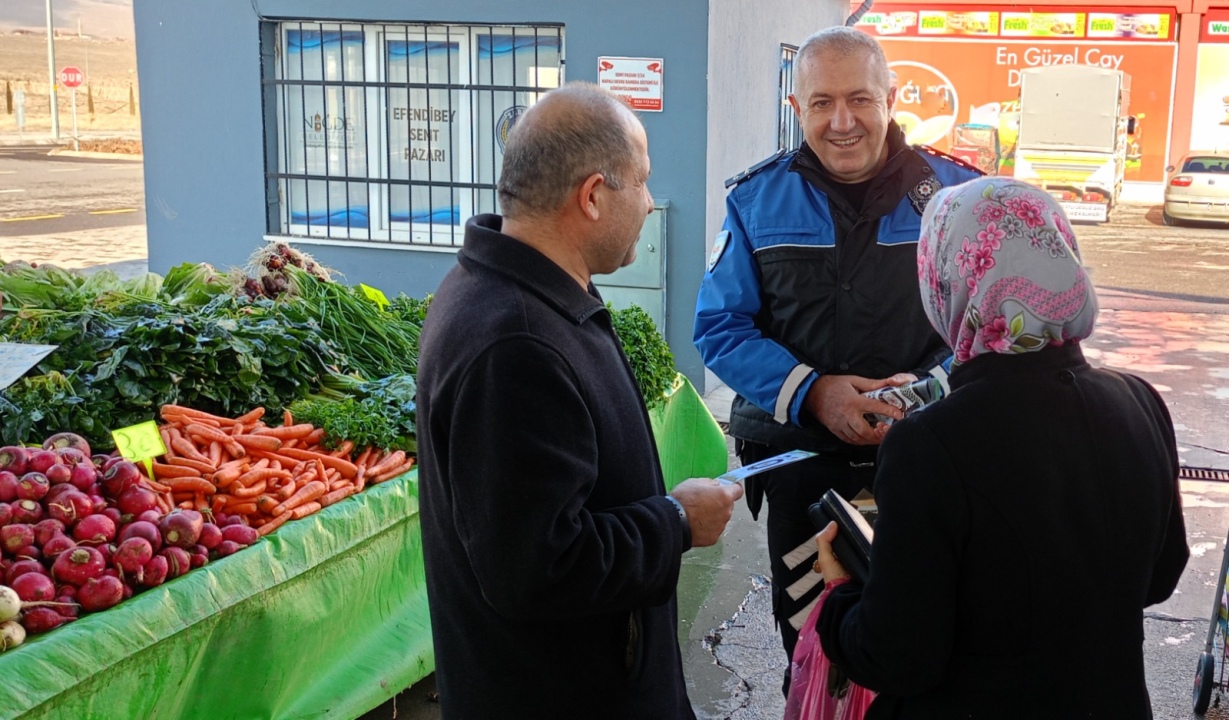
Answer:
[497, 82, 638, 218]
[793, 26, 892, 95]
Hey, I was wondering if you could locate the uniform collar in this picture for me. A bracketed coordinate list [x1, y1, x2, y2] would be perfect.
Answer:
[458, 214, 608, 326]
[789, 122, 931, 220]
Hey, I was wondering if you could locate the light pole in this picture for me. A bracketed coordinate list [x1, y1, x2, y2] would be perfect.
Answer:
[46, 0, 59, 139]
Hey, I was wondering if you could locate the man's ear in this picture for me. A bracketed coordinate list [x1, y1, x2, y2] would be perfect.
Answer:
[885, 85, 897, 113]
[788, 93, 802, 120]
[576, 172, 605, 221]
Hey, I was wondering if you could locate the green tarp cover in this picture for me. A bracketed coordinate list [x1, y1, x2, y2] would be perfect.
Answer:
[649, 375, 729, 492]
[0, 374, 727, 719]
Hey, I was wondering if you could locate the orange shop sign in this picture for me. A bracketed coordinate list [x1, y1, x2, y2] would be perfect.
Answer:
[878, 38, 1177, 181]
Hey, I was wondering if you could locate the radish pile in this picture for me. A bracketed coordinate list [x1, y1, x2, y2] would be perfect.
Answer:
[0, 433, 259, 651]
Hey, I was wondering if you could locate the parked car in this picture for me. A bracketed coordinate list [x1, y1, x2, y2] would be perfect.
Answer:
[1164, 152, 1229, 226]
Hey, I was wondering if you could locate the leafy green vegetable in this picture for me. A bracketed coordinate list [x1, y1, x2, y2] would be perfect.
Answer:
[277, 267, 422, 380]
[289, 373, 417, 452]
[608, 303, 676, 409]
[0, 296, 339, 450]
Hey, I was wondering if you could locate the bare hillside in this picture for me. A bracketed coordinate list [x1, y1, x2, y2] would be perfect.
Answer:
[0, 31, 140, 132]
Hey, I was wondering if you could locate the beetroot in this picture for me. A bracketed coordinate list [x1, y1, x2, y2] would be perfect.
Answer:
[220, 524, 259, 547]
[52, 546, 106, 586]
[66, 463, 94, 491]
[41, 533, 77, 563]
[21, 606, 74, 634]
[1, 523, 35, 553]
[73, 514, 117, 545]
[218, 514, 245, 527]
[216, 540, 244, 557]
[13, 546, 40, 561]
[198, 523, 223, 550]
[55, 447, 90, 468]
[56, 584, 76, 599]
[77, 575, 124, 612]
[26, 449, 58, 475]
[0, 503, 12, 528]
[160, 546, 192, 578]
[0, 470, 19, 503]
[5, 559, 46, 585]
[11, 499, 43, 524]
[0, 447, 29, 476]
[160, 510, 204, 549]
[117, 485, 160, 517]
[44, 482, 79, 507]
[113, 537, 154, 575]
[56, 596, 80, 617]
[102, 461, 143, 499]
[43, 432, 92, 458]
[12, 571, 57, 602]
[47, 490, 92, 526]
[190, 547, 209, 568]
[141, 555, 169, 587]
[45, 462, 73, 486]
[33, 519, 66, 546]
[101, 507, 123, 525]
[16, 472, 50, 502]
[137, 510, 162, 524]
[118, 520, 163, 553]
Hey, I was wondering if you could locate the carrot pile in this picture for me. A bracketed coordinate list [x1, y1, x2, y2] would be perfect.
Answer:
[150, 404, 416, 536]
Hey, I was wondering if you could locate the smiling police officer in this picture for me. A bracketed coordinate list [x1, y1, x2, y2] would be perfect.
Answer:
[693, 26, 982, 694]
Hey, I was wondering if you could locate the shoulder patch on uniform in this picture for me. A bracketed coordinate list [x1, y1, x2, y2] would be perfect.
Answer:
[724, 148, 787, 189]
[908, 175, 944, 215]
[707, 230, 731, 273]
[916, 144, 986, 176]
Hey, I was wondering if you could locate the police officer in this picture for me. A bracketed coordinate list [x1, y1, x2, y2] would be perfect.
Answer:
[693, 26, 982, 692]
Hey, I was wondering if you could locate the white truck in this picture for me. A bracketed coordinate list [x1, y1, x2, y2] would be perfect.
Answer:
[1013, 65, 1133, 223]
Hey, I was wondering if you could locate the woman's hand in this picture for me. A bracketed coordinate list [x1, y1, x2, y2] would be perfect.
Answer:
[814, 521, 851, 582]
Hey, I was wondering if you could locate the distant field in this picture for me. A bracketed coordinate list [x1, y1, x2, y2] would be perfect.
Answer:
[0, 31, 140, 132]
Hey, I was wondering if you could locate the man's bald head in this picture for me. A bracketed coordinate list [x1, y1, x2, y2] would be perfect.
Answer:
[497, 82, 641, 219]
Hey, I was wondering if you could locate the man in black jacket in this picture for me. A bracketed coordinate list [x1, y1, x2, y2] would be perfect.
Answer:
[417, 82, 744, 719]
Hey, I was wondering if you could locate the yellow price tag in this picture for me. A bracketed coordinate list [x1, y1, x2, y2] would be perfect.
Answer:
[359, 283, 390, 311]
[111, 420, 167, 480]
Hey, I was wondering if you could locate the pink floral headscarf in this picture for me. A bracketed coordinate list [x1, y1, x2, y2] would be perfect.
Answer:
[917, 177, 1098, 368]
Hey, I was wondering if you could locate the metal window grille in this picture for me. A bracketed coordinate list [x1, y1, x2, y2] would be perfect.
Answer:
[778, 44, 801, 152]
[261, 21, 565, 248]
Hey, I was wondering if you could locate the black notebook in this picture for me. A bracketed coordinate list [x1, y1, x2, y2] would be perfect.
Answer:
[808, 489, 874, 586]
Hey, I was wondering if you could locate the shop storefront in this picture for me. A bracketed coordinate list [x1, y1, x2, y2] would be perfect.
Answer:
[857, 5, 1179, 182]
[1190, 8, 1229, 152]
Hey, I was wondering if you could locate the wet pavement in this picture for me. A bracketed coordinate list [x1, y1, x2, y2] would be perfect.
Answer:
[5, 196, 1229, 719]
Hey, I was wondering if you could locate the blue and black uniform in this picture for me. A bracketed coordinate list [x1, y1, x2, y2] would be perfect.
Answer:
[694, 123, 982, 678]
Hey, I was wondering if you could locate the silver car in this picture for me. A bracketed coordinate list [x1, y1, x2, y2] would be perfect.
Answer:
[1164, 153, 1229, 226]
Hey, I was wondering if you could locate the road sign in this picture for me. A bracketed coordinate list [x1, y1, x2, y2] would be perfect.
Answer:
[59, 66, 85, 89]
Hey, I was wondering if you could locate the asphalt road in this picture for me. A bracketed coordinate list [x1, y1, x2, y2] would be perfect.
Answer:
[1075, 202, 1229, 303]
[0, 144, 145, 237]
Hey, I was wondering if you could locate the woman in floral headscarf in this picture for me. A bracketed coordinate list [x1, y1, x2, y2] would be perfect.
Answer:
[812, 178, 1189, 719]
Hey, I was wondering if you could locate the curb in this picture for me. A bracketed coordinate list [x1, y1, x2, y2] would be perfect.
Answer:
[48, 149, 143, 162]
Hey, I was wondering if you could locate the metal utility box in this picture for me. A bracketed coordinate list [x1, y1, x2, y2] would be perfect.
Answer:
[595, 201, 669, 331]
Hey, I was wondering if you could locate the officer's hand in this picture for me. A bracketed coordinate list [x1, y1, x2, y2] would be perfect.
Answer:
[670, 478, 744, 548]
[804, 374, 914, 445]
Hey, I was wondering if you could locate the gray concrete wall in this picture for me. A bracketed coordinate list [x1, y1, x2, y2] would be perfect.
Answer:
[700, 0, 846, 392]
[133, 0, 712, 382]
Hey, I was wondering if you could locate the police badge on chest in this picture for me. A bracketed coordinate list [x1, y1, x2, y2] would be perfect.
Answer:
[908, 176, 943, 215]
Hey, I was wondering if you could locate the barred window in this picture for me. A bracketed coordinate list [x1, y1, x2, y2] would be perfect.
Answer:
[778, 44, 801, 152]
[264, 21, 565, 248]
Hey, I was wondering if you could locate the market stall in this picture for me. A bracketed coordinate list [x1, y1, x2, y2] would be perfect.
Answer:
[0, 250, 728, 719]
[0, 375, 724, 720]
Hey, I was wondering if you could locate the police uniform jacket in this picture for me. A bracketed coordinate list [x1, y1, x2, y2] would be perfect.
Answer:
[694, 123, 982, 455]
